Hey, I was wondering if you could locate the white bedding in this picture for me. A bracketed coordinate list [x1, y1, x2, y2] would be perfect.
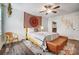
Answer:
[27, 32, 59, 50]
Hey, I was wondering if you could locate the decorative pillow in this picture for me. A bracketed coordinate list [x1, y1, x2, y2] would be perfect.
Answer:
[34, 27, 41, 32]
[34, 28, 39, 32]
[28, 28, 34, 32]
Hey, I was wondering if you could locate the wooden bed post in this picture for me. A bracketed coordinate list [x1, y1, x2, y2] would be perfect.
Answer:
[26, 28, 28, 40]
[24, 28, 28, 40]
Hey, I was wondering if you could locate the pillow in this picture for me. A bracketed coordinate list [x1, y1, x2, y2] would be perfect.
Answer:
[28, 28, 34, 33]
[34, 27, 41, 32]
[34, 28, 39, 32]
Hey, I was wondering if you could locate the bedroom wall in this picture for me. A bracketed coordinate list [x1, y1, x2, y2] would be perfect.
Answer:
[3, 5, 25, 40]
[0, 4, 2, 50]
[48, 11, 79, 40]
[0, 5, 1, 35]
[2, 4, 47, 40]
[42, 16, 48, 31]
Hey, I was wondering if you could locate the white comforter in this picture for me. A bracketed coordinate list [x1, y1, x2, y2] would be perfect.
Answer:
[28, 32, 59, 50]
[28, 32, 58, 41]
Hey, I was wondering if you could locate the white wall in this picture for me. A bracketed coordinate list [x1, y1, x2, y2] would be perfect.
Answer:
[42, 16, 48, 31]
[0, 4, 1, 34]
[3, 6, 25, 40]
[0, 4, 2, 50]
[48, 11, 79, 40]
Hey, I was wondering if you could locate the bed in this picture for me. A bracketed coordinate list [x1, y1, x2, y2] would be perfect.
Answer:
[27, 31, 59, 50]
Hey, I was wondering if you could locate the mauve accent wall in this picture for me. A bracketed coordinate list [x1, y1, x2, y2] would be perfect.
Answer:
[24, 12, 42, 28]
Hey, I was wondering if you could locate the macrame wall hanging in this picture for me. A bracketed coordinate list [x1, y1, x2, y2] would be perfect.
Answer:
[8, 3, 12, 16]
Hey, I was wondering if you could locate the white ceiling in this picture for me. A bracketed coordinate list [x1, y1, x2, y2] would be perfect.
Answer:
[11, 3, 79, 17]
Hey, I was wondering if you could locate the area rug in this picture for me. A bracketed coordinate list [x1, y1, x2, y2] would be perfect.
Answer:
[59, 42, 76, 55]
[2, 41, 34, 55]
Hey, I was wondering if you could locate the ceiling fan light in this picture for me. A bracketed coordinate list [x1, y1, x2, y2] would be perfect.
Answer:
[40, 6, 46, 11]
[47, 9, 51, 13]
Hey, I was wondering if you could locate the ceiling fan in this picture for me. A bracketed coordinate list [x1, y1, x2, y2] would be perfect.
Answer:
[40, 4, 60, 15]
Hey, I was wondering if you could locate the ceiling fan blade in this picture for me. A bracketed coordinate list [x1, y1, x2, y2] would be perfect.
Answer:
[45, 13, 48, 15]
[44, 5, 52, 8]
[52, 11, 57, 13]
[53, 6, 60, 9]
[40, 11, 45, 13]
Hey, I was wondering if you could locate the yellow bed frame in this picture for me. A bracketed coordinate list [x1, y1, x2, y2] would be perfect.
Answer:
[27, 34, 42, 47]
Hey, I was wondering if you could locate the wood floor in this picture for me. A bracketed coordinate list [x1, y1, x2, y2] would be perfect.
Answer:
[0, 40, 34, 55]
[0, 39, 79, 55]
